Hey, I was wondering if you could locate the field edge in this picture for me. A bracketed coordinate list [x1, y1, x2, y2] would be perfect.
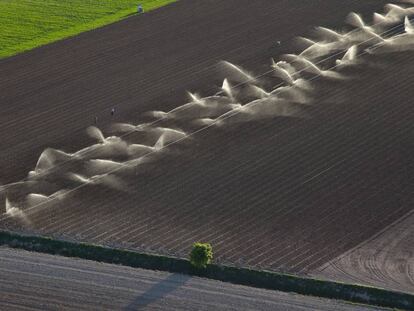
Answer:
[0, 0, 177, 59]
[0, 230, 413, 310]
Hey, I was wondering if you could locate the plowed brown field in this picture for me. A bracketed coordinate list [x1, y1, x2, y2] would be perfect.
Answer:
[1, 0, 413, 294]
[313, 210, 414, 293]
[0, 247, 386, 310]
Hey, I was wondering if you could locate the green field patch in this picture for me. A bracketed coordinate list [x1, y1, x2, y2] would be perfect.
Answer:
[0, 0, 176, 58]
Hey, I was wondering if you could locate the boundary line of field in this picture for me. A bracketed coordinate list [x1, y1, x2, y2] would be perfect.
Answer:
[0, 230, 412, 310]
[317, 209, 414, 274]
[0, 0, 177, 59]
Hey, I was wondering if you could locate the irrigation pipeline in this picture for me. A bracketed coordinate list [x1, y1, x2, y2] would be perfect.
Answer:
[2, 17, 406, 185]
[0, 16, 411, 222]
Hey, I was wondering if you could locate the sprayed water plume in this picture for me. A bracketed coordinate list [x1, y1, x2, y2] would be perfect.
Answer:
[85, 156, 152, 179]
[26, 190, 69, 208]
[187, 92, 203, 104]
[385, 3, 414, 18]
[248, 83, 311, 105]
[284, 54, 344, 79]
[112, 123, 187, 145]
[2, 1, 414, 228]
[86, 159, 126, 176]
[313, 26, 346, 42]
[298, 20, 382, 60]
[68, 173, 127, 192]
[214, 97, 307, 126]
[373, 3, 414, 25]
[4, 197, 30, 225]
[405, 16, 414, 34]
[271, 59, 297, 85]
[29, 148, 78, 177]
[219, 61, 256, 84]
[335, 45, 359, 67]
[148, 93, 238, 121]
[347, 12, 375, 31]
[221, 78, 235, 100]
[75, 126, 131, 159]
[367, 17, 414, 53]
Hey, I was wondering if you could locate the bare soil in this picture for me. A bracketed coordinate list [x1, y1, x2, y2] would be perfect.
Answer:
[1, 0, 413, 290]
[313, 210, 414, 294]
[0, 247, 385, 310]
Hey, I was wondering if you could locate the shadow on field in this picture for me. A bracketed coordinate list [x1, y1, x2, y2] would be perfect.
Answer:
[124, 273, 191, 310]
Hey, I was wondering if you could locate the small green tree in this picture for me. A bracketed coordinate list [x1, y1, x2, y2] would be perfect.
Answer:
[190, 242, 213, 268]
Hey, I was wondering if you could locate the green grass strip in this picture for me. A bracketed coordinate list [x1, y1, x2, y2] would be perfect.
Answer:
[0, 230, 413, 310]
[0, 0, 177, 58]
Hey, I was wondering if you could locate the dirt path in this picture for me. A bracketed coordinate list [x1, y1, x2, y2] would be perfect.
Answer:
[0, 247, 387, 310]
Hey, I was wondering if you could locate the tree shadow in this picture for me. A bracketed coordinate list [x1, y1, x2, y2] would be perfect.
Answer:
[124, 273, 192, 310]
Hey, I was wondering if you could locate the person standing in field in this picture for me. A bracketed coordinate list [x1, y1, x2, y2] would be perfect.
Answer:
[94, 116, 98, 125]
[137, 4, 144, 13]
[111, 107, 115, 117]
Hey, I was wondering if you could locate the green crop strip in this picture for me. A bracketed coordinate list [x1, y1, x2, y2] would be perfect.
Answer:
[0, 0, 176, 58]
